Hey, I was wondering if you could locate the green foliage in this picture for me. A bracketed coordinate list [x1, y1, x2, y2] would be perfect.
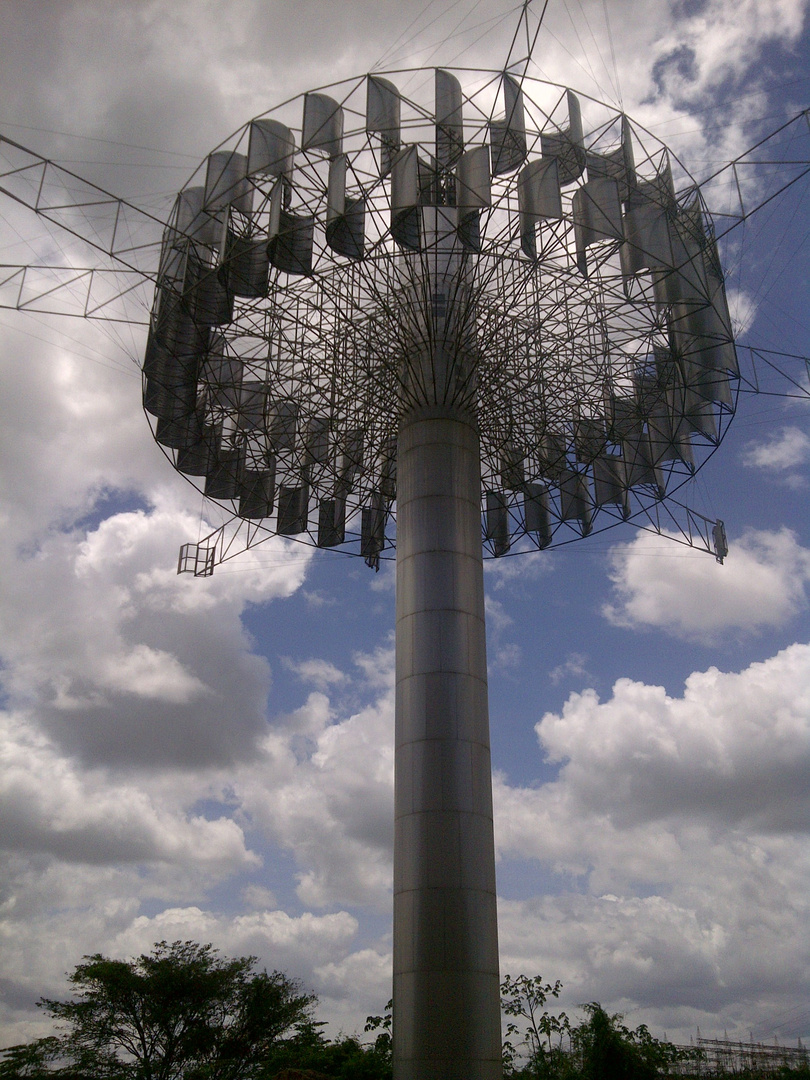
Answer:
[501, 974, 572, 1078]
[1, 941, 315, 1080]
[500, 976, 699, 1080]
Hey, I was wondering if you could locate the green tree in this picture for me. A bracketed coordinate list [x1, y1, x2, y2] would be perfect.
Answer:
[0, 941, 315, 1080]
[570, 1003, 690, 1080]
[501, 974, 572, 1078]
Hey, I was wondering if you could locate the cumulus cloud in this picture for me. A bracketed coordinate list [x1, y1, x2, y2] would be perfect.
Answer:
[743, 426, 810, 471]
[602, 528, 810, 639]
[493, 644, 810, 1036]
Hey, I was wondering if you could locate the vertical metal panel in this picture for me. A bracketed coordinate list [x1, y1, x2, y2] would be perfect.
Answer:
[559, 468, 592, 533]
[155, 413, 203, 450]
[435, 69, 464, 167]
[456, 145, 490, 251]
[586, 114, 636, 201]
[302, 92, 344, 156]
[317, 494, 346, 547]
[267, 399, 298, 451]
[361, 498, 386, 569]
[176, 425, 220, 476]
[304, 416, 331, 465]
[593, 455, 630, 516]
[174, 186, 222, 246]
[367, 75, 401, 175]
[490, 73, 526, 176]
[204, 150, 252, 214]
[391, 145, 421, 251]
[247, 119, 295, 179]
[237, 381, 267, 431]
[518, 157, 562, 258]
[572, 177, 623, 274]
[277, 483, 309, 534]
[239, 461, 276, 518]
[204, 445, 245, 500]
[326, 155, 365, 259]
[524, 483, 552, 546]
[485, 490, 510, 556]
[268, 205, 315, 276]
[540, 89, 585, 185]
[225, 236, 270, 298]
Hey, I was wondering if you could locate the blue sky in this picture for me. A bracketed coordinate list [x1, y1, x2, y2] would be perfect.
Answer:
[0, 0, 809, 1052]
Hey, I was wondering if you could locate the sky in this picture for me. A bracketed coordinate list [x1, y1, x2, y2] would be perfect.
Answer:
[0, 0, 809, 1054]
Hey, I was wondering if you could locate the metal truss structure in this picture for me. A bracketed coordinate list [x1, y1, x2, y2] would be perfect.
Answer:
[1, 100, 807, 572]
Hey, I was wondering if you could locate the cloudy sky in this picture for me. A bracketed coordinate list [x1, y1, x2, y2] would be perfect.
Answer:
[1, 0, 809, 1052]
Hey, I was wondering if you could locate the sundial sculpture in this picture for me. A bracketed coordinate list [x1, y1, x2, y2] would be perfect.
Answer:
[143, 65, 738, 1079]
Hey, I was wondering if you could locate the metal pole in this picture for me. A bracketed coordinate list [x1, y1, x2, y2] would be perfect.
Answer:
[393, 403, 502, 1079]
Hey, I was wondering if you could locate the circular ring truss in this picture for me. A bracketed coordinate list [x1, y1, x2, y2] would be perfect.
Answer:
[143, 68, 739, 564]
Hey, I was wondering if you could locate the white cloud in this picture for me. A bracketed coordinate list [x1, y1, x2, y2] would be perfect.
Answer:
[743, 426, 810, 471]
[493, 644, 810, 1038]
[602, 528, 810, 639]
[283, 656, 349, 690]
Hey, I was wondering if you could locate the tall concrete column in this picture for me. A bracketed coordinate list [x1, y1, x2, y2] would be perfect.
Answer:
[393, 404, 502, 1080]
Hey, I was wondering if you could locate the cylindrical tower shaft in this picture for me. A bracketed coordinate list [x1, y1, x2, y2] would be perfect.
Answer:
[393, 405, 502, 1079]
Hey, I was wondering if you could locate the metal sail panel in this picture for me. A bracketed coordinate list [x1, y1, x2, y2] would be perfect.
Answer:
[302, 92, 344, 157]
[176, 425, 220, 476]
[524, 483, 552, 547]
[269, 209, 315, 275]
[500, 444, 525, 489]
[248, 119, 295, 179]
[184, 261, 234, 327]
[585, 115, 636, 201]
[682, 385, 718, 440]
[155, 414, 205, 451]
[647, 398, 695, 468]
[518, 158, 562, 259]
[144, 360, 200, 421]
[538, 432, 569, 479]
[268, 399, 298, 451]
[574, 416, 606, 463]
[237, 381, 268, 431]
[224, 236, 270, 298]
[326, 155, 365, 259]
[490, 73, 527, 176]
[361, 502, 386, 568]
[593, 455, 629, 514]
[239, 464, 276, 519]
[367, 75, 401, 176]
[485, 490, 510, 555]
[277, 484, 309, 535]
[628, 155, 676, 211]
[622, 431, 658, 490]
[204, 446, 245, 500]
[621, 201, 672, 277]
[174, 187, 222, 246]
[540, 90, 585, 186]
[435, 69, 464, 168]
[391, 145, 421, 251]
[339, 428, 364, 480]
[606, 393, 642, 440]
[304, 416, 331, 466]
[204, 151, 252, 214]
[203, 354, 242, 412]
[456, 145, 490, 251]
[572, 178, 623, 274]
[559, 469, 592, 533]
[317, 495, 346, 547]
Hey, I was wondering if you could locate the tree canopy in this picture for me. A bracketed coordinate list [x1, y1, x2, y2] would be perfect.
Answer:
[0, 941, 315, 1080]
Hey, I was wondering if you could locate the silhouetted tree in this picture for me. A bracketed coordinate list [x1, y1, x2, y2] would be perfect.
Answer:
[0, 941, 314, 1080]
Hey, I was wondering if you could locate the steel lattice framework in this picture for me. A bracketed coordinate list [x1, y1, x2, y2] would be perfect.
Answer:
[143, 69, 738, 572]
